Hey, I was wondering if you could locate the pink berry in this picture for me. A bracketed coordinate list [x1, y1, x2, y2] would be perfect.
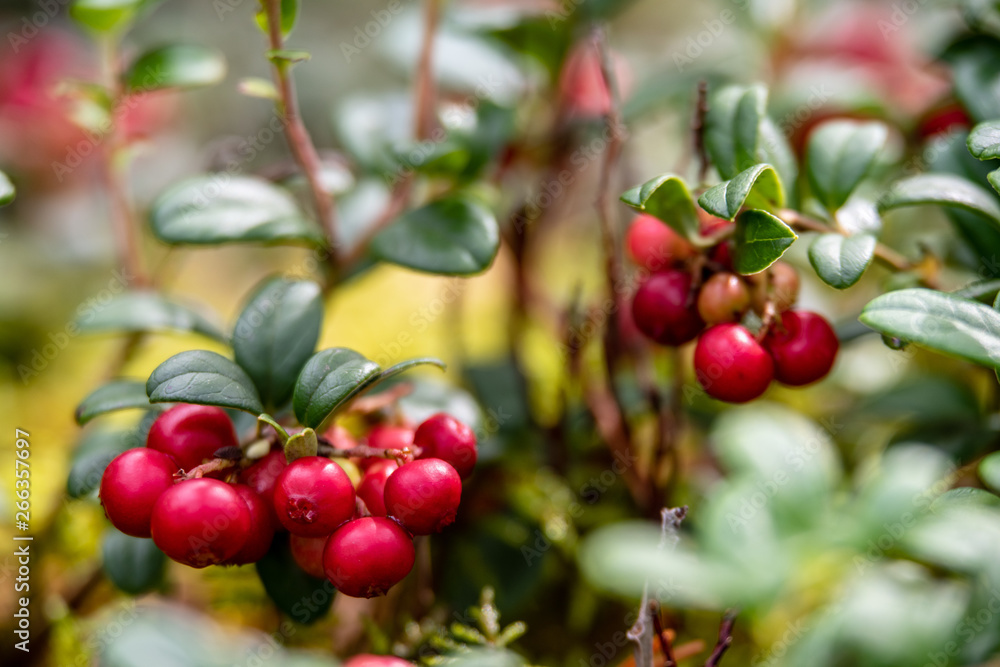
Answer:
[357, 460, 398, 516]
[362, 425, 415, 469]
[290, 534, 329, 578]
[344, 656, 413, 667]
[763, 310, 839, 386]
[225, 484, 277, 565]
[414, 413, 477, 479]
[151, 478, 251, 568]
[625, 214, 694, 270]
[239, 449, 287, 528]
[146, 404, 237, 472]
[631, 270, 704, 346]
[273, 457, 355, 537]
[694, 324, 774, 403]
[99, 448, 176, 538]
[383, 459, 462, 535]
[324, 517, 415, 598]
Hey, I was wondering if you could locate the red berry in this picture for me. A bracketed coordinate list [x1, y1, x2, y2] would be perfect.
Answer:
[631, 270, 704, 346]
[225, 484, 277, 565]
[239, 449, 287, 528]
[273, 457, 355, 537]
[357, 460, 398, 516]
[290, 534, 329, 578]
[383, 458, 462, 535]
[146, 404, 237, 472]
[344, 656, 413, 667]
[362, 425, 414, 469]
[414, 413, 477, 479]
[323, 517, 415, 598]
[694, 324, 774, 403]
[99, 448, 176, 538]
[558, 45, 631, 117]
[151, 478, 251, 568]
[763, 311, 840, 386]
[625, 214, 694, 270]
[696, 272, 750, 324]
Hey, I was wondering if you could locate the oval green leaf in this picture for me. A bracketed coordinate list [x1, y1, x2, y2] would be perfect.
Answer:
[150, 175, 324, 247]
[878, 173, 1000, 227]
[705, 84, 767, 180]
[146, 350, 263, 414]
[76, 379, 150, 425]
[233, 277, 323, 410]
[66, 429, 133, 499]
[697, 163, 784, 221]
[731, 209, 798, 274]
[808, 233, 877, 289]
[807, 119, 888, 212]
[76, 291, 226, 341]
[0, 171, 15, 206]
[859, 288, 1000, 370]
[102, 530, 166, 595]
[941, 35, 1000, 123]
[292, 348, 381, 429]
[255, 0, 299, 38]
[70, 0, 144, 33]
[125, 44, 226, 93]
[968, 120, 1000, 160]
[620, 173, 702, 243]
[370, 196, 499, 275]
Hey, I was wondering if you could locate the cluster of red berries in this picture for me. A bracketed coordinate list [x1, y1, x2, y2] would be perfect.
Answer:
[99, 404, 477, 598]
[627, 213, 840, 403]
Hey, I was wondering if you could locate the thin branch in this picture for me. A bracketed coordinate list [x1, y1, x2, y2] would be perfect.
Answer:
[262, 0, 339, 271]
[316, 437, 423, 463]
[652, 604, 678, 667]
[413, 0, 442, 142]
[693, 80, 710, 185]
[704, 612, 737, 667]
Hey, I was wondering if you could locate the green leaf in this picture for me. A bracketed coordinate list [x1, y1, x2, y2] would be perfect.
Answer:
[941, 35, 1000, 123]
[808, 233, 877, 289]
[70, 0, 144, 33]
[124, 44, 226, 93]
[267, 49, 311, 65]
[697, 163, 784, 220]
[292, 348, 381, 429]
[878, 173, 1000, 226]
[150, 175, 324, 247]
[859, 288, 1000, 370]
[66, 429, 132, 499]
[256, 534, 334, 625]
[0, 171, 15, 206]
[376, 358, 446, 385]
[233, 277, 323, 410]
[76, 291, 226, 341]
[371, 197, 499, 275]
[979, 451, 1000, 493]
[968, 120, 1000, 160]
[731, 209, 798, 274]
[237, 77, 278, 100]
[807, 119, 888, 211]
[255, 0, 299, 38]
[102, 530, 166, 595]
[75, 379, 150, 425]
[146, 350, 263, 414]
[284, 427, 318, 462]
[704, 84, 767, 179]
[620, 174, 702, 243]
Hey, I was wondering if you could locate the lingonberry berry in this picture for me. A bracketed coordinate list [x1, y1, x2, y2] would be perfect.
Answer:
[696, 272, 750, 324]
[225, 484, 277, 565]
[383, 458, 462, 535]
[290, 534, 329, 578]
[99, 448, 176, 538]
[414, 413, 477, 479]
[323, 517, 415, 598]
[146, 404, 238, 472]
[151, 478, 252, 568]
[694, 323, 774, 403]
[273, 456, 355, 537]
[631, 270, 704, 346]
[750, 261, 800, 314]
[763, 310, 840, 386]
[357, 459, 398, 516]
[238, 448, 287, 528]
[344, 656, 413, 667]
[362, 424, 415, 469]
[625, 214, 694, 270]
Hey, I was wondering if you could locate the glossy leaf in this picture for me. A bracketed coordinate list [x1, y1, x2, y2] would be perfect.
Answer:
[124, 44, 226, 93]
[75, 379, 150, 425]
[102, 530, 166, 595]
[255, 0, 299, 38]
[371, 197, 499, 275]
[256, 534, 334, 625]
[292, 348, 381, 429]
[808, 233, 877, 289]
[0, 171, 14, 206]
[807, 120, 888, 211]
[859, 289, 1000, 370]
[705, 84, 767, 179]
[66, 429, 132, 499]
[968, 120, 1000, 159]
[150, 175, 324, 247]
[76, 291, 226, 341]
[697, 163, 784, 220]
[878, 173, 1000, 227]
[941, 35, 1000, 123]
[232, 277, 323, 410]
[146, 350, 263, 414]
[620, 174, 701, 243]
[70, 0, 145, 33]
[731, 209, 797, 274]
